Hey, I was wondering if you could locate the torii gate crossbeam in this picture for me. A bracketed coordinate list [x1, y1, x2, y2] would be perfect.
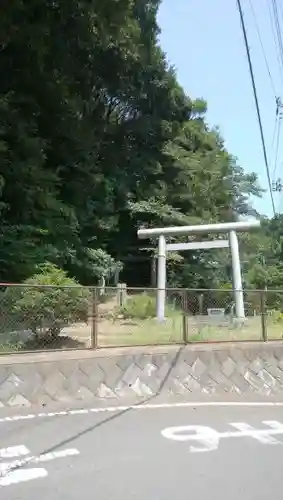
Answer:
[137, 220, 260, 322]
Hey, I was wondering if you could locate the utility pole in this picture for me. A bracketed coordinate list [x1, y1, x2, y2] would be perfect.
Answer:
[236, 0, 276, 216]
[272, 178, 283, 192]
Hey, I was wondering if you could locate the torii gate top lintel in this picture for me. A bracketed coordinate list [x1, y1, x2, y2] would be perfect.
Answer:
[137, 220, 261, 322]
[137, 220, 260, 240]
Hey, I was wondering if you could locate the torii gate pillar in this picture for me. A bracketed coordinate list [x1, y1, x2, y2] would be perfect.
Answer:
[137, 221, 260, 321]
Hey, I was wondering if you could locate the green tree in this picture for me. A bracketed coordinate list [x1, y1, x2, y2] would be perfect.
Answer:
[0, 0, 264, 289]
[7, 263, 90, 341]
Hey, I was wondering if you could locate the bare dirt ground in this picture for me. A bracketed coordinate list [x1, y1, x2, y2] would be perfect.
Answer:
[60, 298, 283, 348]
[1, 297, 282, 352]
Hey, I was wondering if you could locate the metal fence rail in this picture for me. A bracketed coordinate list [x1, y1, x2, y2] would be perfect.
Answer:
[0, 284, 282, 353]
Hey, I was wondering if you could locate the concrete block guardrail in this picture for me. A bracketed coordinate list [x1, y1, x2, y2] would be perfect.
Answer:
[1, 342, 283, 408]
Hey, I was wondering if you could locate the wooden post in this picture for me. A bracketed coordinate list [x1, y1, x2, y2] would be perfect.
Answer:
[90, 288, 98, 348]
[259, 290, 267, 342]
[116, 283, 127, 307]
[182, 289, 188, 344]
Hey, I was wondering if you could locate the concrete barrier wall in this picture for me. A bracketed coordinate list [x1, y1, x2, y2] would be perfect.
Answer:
[1, 342, 283, 408]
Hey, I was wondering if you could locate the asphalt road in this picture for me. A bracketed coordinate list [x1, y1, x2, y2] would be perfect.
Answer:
[1, 399, 283, 499]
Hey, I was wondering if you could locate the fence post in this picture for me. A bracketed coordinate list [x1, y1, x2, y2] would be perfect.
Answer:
[198, 293, 204, 315]
[259, 289, 267, 341]
[90, 287, 98, 349]
[182, 289, 188, 344]
[116, 283, 127, 307]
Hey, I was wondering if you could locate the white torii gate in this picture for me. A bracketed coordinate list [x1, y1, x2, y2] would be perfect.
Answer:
[137, 220, 260, 322]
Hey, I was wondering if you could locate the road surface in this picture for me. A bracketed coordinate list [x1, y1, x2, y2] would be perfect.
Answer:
[1, 398, 283, 499]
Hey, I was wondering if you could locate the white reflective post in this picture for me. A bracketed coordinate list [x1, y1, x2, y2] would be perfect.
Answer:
[229, 230, 245, 319]
[157, 235, 166, 321]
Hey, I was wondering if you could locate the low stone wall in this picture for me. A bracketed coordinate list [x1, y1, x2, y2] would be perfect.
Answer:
[1, 342, 283, 407]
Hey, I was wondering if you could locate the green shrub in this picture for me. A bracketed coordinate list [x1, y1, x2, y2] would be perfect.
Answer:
[5, 263, 90, 340]
[267, 309, 283, 324]
[120, 294, 156, 319]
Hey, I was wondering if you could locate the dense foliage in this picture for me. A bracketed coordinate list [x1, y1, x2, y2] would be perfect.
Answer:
[0, 0, 281, 290]
[5, 264, 89, 341]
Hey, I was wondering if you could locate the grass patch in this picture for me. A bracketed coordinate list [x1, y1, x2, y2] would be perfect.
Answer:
[1, 293, 283, 353]
[98, 293, 184, 346]
[98, 315, 184, 346]
[98, 313, 283, 346]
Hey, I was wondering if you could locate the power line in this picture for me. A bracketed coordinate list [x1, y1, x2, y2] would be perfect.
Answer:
[248, 0, 282, 192]
[271, 0, 283, 71]
[270, 111, 279, 164]
[249, 0, 283, 203]
[279, 1, 283, 28]
[270, 103, 283, 216]
[272, 110, 282, 179]
[268, 1, 283, 212]
[235, 0, 276, 216]
[248, 0, 277, 98]
[270, 99, 283, 182]
[267, 0, 283, 86]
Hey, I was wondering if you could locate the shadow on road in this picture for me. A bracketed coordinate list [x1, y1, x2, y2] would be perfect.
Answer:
[2, 346, 184, 475]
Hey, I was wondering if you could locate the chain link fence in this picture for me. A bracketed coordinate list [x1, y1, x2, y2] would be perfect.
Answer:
[0, 284, 282, 353]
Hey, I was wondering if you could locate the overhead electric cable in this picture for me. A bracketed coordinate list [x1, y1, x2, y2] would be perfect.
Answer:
[248, 0, 277, 98]
[271, 1, 283, 212]
[272, 109, 282, 179]
[249, 0, 282, 194]
[270, 111, 279, 162]
[267, 0, 283, 86]
[279, 1, 283, 29]
[236, 0, 276, 216]
[271, 0, 283, 71]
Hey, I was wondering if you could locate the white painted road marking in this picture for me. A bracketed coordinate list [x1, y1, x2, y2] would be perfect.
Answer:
[161, 420, 283, 452]
[161, 425, 220, 453]
[229, 422, 280, 444]
[0, 445, 80, 487]
[0, 448, 80, 473]
[0, 446, 29, 458]
[0, 469, 48, 486]
[1, 401, 283, 425]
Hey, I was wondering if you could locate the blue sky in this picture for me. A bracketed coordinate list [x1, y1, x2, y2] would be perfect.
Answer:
[157, 0, 283, 216]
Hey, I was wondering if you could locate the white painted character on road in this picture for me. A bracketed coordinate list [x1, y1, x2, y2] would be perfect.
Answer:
[0, 445, 80, 487]
[161, 425, 220, 453]
[161, 420, 283, 453]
